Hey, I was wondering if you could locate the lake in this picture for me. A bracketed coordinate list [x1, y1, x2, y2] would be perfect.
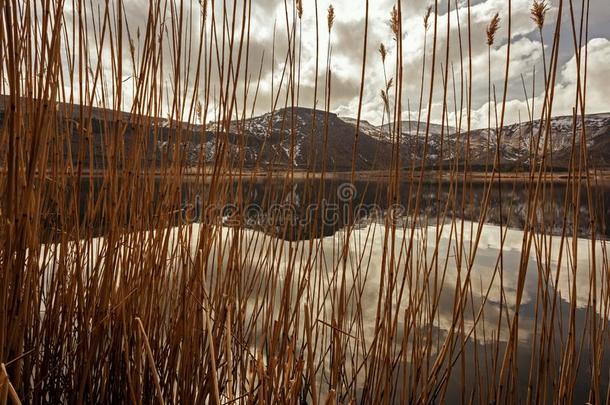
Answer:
[36, 174, 610, 403]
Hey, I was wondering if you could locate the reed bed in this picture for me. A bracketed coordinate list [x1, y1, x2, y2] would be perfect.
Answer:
[0, 0, 608, 403]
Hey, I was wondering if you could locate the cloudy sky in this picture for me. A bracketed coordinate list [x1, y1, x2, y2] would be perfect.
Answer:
[246, 0, 610, 128]
[65, 0, 610, 129]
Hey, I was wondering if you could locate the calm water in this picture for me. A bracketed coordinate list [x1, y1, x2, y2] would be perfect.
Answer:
[38, 176, 610, 402]
[44, 176, 609, 241]
[50, 217, 608, 402]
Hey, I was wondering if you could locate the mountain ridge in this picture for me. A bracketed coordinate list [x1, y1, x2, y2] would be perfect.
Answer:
[1, 97, 609, 170]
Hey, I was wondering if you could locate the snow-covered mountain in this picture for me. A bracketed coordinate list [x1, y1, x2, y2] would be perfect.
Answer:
[2, 96, 609, 170]
[345, 113, 610, 169]
[207, 109, 610, 170]
[459, 113, 610, 168]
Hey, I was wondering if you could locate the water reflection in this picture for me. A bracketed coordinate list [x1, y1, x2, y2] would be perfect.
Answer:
[222, 220, 609, 402]
[39, 177, 609, 401]
[47, 177, 609, 241]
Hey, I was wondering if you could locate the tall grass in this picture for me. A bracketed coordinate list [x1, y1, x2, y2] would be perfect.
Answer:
[0, 0, 608, 403]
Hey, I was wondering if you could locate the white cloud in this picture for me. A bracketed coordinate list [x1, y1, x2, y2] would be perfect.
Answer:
[552, 37, 610, 116]
[54, 0, 610, 128]
[462, 37, 610, 129]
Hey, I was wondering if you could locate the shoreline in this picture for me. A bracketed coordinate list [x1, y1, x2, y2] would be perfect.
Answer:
[6, 169, 610, 185]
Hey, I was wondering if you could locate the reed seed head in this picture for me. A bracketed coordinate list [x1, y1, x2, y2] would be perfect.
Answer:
[531, 0, 549, 30]
[424, 6, 433, 31]
[297, 0, 303, 19]
[199, 0, 208, 22]
[327, 5, 335, 32]
[379, 43, 387, 63]
[486, 13, 501, 46]
[390, 5, 400, 40]
[380, 89, 390, 111]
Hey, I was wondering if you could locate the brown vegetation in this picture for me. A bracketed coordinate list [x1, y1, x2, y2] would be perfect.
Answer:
[0, 0, 607, 403]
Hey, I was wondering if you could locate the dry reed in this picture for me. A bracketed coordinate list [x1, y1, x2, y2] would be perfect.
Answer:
[0, 0, 607, 403]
